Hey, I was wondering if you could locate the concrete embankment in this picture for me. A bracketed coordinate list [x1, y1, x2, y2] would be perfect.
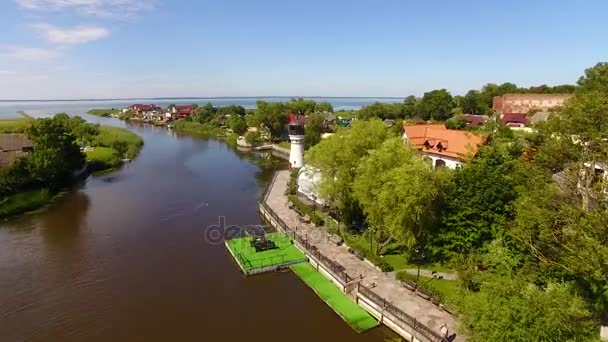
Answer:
[260, 170, 460, 342]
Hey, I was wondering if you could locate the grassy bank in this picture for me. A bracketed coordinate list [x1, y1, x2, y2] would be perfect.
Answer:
[87, 126, 143, 172]
[396, 270, 460, 310]
[172, 121, 222, 137]
[172, 121, 240, 147]
[87, 109, 121, 117]
[0, 189, 52, 218]
[0, 118, 32, 133]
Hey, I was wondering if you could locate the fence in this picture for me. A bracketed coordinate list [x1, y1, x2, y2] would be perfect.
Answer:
[260, 172, 447, 342]
[259, 172, 352, 285]
[358, 284, 449, 342]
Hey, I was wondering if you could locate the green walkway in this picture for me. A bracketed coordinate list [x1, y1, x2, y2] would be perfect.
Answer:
[226, 232, 306, 273]
[291, 262, 379, 333]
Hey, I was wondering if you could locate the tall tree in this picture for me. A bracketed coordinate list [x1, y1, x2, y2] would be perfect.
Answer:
[254, 101, 288, 140]
[304, 112, 324, 149]
[25, 116, 85, 189]
[306, 119, 389, 222]
[578, 62, 608, 93]
[353, 138, 447, 248]
[419, 89, 455, 121]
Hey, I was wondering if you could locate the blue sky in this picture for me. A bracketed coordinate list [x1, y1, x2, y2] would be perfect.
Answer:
[0, 0, 607, 99]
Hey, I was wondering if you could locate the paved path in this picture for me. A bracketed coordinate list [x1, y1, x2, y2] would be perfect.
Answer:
[265, 170, 463, 341]
[401, 269, 458, 281]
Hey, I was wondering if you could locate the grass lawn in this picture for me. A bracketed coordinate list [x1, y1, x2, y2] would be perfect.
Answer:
[291, 262, 379, 333]
[226, 232, 306, 272]
[86, 146, 121, 171]
[0, 189, 51, 218]
[0, 118, 32, 133]
[87, 109, 121, 117]
[397, 270, 461, 310]
[95, 125, 143, 159]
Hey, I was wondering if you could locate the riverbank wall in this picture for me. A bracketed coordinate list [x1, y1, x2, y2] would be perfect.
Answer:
[259, 171, 457, 342]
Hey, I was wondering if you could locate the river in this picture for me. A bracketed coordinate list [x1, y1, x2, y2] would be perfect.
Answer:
[0, 111, 392, 341]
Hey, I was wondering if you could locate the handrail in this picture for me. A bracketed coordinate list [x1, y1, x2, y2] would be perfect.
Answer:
[358, 284, 449, 342]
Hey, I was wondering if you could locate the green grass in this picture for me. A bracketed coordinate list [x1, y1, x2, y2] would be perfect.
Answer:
[172, 121, 223, 138]
[291, 262, 379, 333]
[0, 118, 32, 133]
[86, 146, 121, 172]
[94, 125, 143, 159]
[382, 254, 453, 273]
[397, 271, 461, 310]
[226, 232, 306, 272]
[0, 189, 52, 218]
[87, 109, 121, 117]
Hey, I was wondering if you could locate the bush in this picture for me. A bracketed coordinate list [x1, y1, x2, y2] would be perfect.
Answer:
[371, 255, 394, 272]
[86, 147, 121, 171]
[287, 168, 299, 195]
[288, 194, 323, 226]
[245, 131, 261, 145]
[94, 126, 143, 159]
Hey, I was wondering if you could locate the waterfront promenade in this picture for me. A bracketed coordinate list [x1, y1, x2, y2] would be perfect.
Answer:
[265, 170, 461, 342]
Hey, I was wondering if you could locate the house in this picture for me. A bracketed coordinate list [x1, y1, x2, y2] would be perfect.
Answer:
[128, 104, 162, 119]
[0, 134, 33, 168]
[462, 114, 489, 127]
[170, 105, 194, 118]
[501, 113, 529, 128]
[402, 124, 485, 169]
[492, 94, 571, 114]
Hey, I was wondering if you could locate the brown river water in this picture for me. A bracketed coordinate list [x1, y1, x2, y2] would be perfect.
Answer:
[0, 116, 391, 341]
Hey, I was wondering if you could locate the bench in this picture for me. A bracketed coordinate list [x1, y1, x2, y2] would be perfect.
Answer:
[328, 234, 343, 246]
[401, 279, 417, 292]
[416, 287, 433, 300]
[348, 248, 365, 260]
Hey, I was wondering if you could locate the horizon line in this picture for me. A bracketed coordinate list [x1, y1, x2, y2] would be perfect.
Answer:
[0, 96, 405, 102]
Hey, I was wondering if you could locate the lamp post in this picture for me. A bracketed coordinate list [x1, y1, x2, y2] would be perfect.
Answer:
[369, 227, 375, 256]
[414, 247, 425, 283]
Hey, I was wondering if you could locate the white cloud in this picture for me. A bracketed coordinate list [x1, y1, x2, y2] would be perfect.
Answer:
[33, 23, 110, 45]
[15, 0, 156, 18]
[1, 46, 61, 62]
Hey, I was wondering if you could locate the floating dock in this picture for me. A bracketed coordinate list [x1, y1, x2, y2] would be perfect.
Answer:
[291, 262, 379, 333]
[225, 232, 307, 275]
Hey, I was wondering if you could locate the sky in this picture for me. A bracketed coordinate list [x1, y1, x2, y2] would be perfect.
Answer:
[0, 0, 607, 100]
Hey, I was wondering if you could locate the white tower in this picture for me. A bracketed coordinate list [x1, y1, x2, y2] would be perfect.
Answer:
[288, 116, 305, 168]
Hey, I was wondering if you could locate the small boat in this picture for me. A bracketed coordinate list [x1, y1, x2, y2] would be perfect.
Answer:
[121, 158, 132, 163]
[167, 124, 173, 129]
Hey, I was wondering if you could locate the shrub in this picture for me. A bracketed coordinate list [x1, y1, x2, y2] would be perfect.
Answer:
[288, 194, 323, 226]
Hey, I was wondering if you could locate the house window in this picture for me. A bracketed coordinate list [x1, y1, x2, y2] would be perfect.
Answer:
[435, 159, 446, 168]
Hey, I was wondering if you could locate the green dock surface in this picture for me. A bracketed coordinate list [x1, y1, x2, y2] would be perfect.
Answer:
[291, 262, 379, 333]
[226, 232, 306, 273]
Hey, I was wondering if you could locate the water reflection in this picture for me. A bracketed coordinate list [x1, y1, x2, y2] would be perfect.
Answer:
[40, 191, 90, 250]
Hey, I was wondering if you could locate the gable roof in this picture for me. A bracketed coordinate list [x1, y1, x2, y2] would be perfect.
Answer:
[403, 124, 485, 160]
[0, 134, 32, 152]
[501, 113, 529, 126]
[462, 114, 488, 126]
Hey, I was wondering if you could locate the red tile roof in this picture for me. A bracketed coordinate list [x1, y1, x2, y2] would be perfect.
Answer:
[173, 105, 194, 116]
[403, 124, 485, 160]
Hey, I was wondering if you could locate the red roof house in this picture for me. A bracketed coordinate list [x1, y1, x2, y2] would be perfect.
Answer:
[402, 124, 485, 168]
[172, 105, 194, 117]
[501, 113, 529, 127]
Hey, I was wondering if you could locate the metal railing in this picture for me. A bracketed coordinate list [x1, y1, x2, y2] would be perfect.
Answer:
[259, 172, 352, 284]
[358, 284, 449, 342]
